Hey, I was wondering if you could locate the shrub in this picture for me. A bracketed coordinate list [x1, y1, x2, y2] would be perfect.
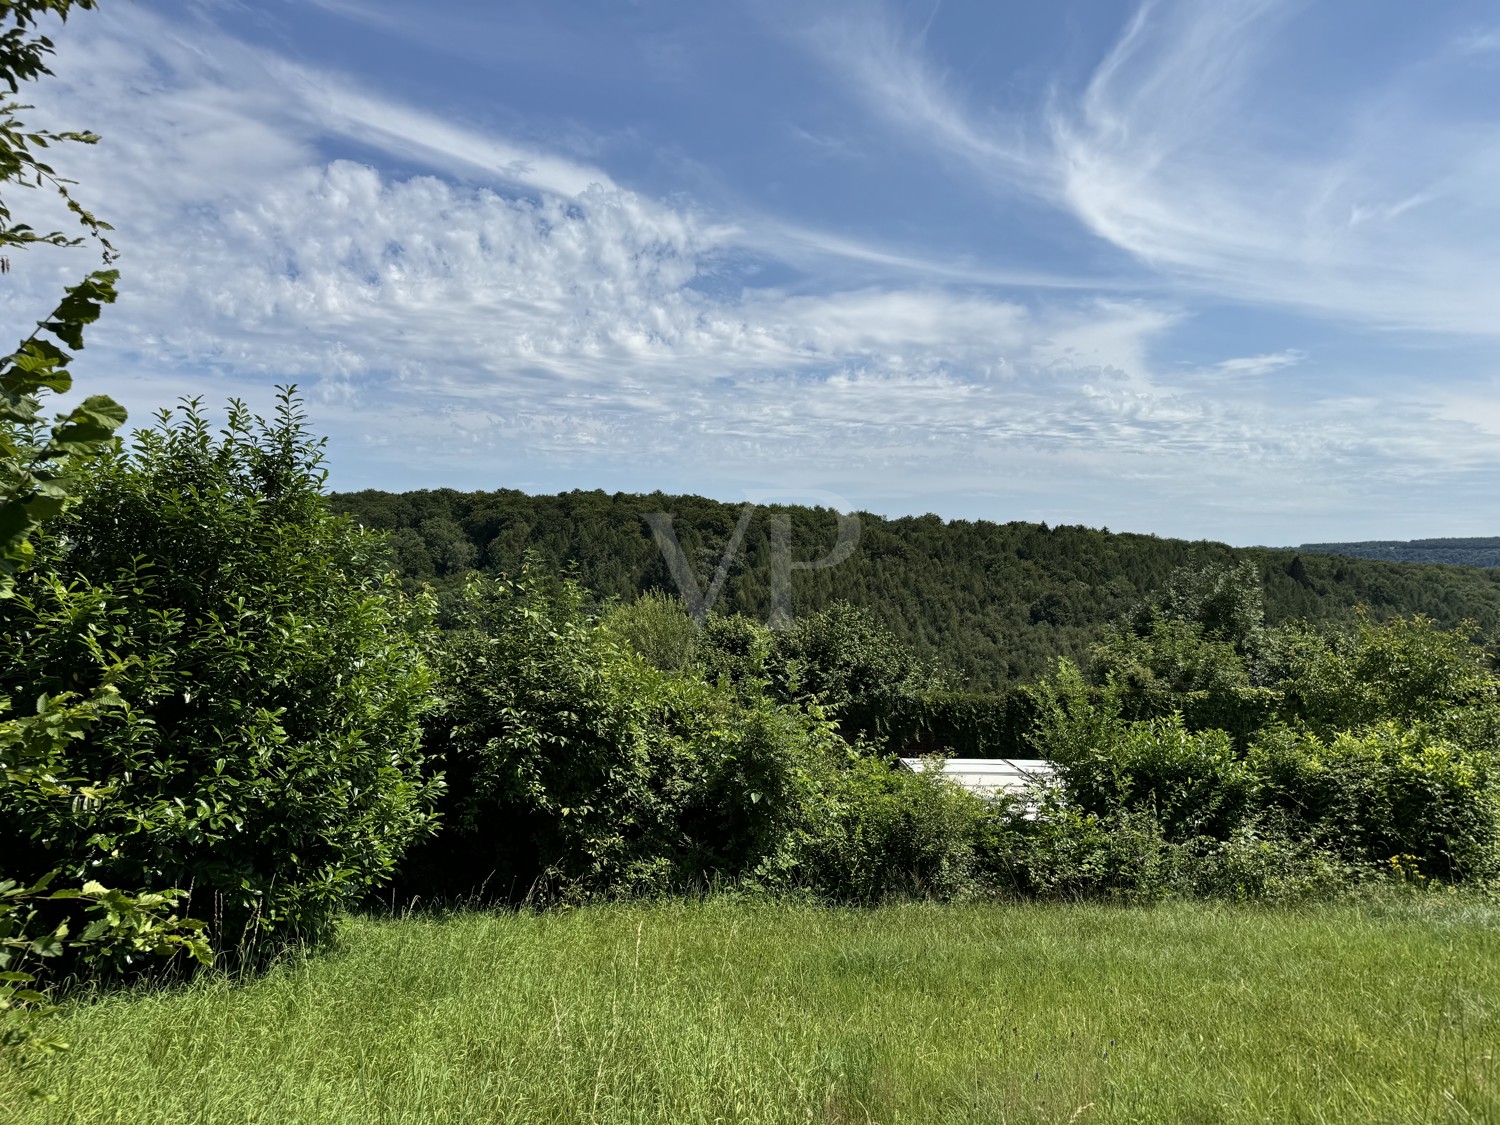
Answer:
[1250, 722, 1500, 879]
[1053, 714, 1255, 841]
[878, 689, 1036, 758]
[1171, 827, 1357, 902]
[1271, 614, 1498, 739]
[697, 611, 775, 693]
[1090, 618, 1279, 746]
[993, 803, 1181, 901]
[1028, 657, 1258, 842]
[602, 590, 698, 673]
[993, 798, 1355, 904]
[1131, 560, 1267, 652]
[0, 394, 439, 955]
[771, 602, 947, 744]
[1, 686, 210, 1094]
[404, 570, 840, 901]
[786, 756, 995, 903]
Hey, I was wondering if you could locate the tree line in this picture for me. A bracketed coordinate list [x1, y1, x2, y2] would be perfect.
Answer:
[1301, 537, 1500, 568]
[331, 486, 1500, 691]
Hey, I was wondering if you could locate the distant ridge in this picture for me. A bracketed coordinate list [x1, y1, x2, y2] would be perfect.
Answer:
[332, 487, 1500, 690]
[1300, 538, 1500, 568]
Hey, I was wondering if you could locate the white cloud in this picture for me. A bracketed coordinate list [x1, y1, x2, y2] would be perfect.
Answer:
[7, 0, 1498, 544]
[1456, 27, 1500, 55]
[285, 72, 618, 200]
[1208, 350, 1305, 378]
[802, 3, 1042, 194]
[807, 0, 1500, 338]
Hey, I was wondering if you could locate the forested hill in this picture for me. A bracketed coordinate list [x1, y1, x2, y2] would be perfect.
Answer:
[1299, 538, 1500, 568]
[331, 488, 1500, 691]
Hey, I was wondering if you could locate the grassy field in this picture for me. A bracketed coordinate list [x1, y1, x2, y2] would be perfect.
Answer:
[3, 896, 1497, 1124]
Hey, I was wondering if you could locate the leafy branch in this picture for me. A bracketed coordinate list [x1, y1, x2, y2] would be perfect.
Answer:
[0, 267, 121, 589]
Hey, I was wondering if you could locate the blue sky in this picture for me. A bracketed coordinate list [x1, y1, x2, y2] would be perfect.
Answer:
[14, 0, 1500, 544]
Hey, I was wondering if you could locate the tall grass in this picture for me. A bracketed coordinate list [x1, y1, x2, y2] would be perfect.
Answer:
[4, 896, 1497, 1123]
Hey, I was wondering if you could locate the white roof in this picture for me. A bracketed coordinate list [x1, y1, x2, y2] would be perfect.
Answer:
[897, 757, 1055, 797]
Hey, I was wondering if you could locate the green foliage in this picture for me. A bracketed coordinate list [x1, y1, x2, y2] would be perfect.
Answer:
[997, 802, 1354, 903]
[331, 486, 1500, 692]
[1024, 657, 1127, 765]
[1089, 562, 1279, 744]
[993, 804, 1178, 901]
[602, 591, 700, 673]
[0, 0, 122, 813]
[0, 0, 113, 258]
[1060, 717, 1253, 842]
[879, 688, 1036, 758]
[697, 612, 775, 693]
[0, 393, 440, 955]
[405, 569, 841, 901]
[0, 879, 207, 1100]
[786, 755, 995, 903]
[0, 1, 126, 590]
[1090, 617, 1278, 744]
[0, 273, 123, 587]
[1271, 612, 1497, 738]
[0, 4, 206, 1098]
[1028, 599, 1500, 884]
[0, 685, 209, 1099]
[1029, 664, 1254, 840]
[1251, 723, 1500, 879]
[417, 516, 478, 577]
[771, 601, 947, 743]
[1132, 559, 1266, 652]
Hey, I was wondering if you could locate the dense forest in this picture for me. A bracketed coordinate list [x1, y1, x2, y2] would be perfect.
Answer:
[332, 488, 1500, 690]
[1300, 537, 1500, 568]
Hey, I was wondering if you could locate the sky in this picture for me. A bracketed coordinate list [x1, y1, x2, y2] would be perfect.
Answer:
[11, 0, 1500, 545]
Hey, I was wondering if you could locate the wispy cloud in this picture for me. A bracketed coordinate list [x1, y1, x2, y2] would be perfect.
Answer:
[1208, 350, 1305, 378]
[1455, 27, 1500, 55]
[11, 1, 1500, 543]
[807, 0, 1500, 338]
[286, 71, 618, 199]
[801, 2, 1042, 194]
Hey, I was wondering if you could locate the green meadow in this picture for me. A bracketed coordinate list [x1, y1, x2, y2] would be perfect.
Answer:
[6, 896, 1497, 1125]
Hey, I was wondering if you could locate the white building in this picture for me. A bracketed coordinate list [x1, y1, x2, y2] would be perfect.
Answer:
[897, 756, 1055, 799]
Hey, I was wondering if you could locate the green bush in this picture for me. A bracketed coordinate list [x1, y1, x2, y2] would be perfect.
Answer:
[697, 612, 776, 694]
[1030, 659, 1257, 842]
[1029, 606, 1500, 885]
[1024, 658, 1129, 765]
[771, 602, 947, 744]
[1270, 614, 1498, 739]
[602, 590, 698, 673]
[786, 756, 995, 903]
[1251, 722, 1500, 879]
[993, 804, 1181, 901]
[1054, 714, 1254, 841]
[1, 685, 210, 1093]
[404, 570, 840, 901]
[1090, 617, 1279, 745]
[993, 798, 1355, 904]
[0, 394, 439, 954]
[1171, 827, 1359, 902]
[877, 689, 1036, 758]
[1089, 563, 1280, 746]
